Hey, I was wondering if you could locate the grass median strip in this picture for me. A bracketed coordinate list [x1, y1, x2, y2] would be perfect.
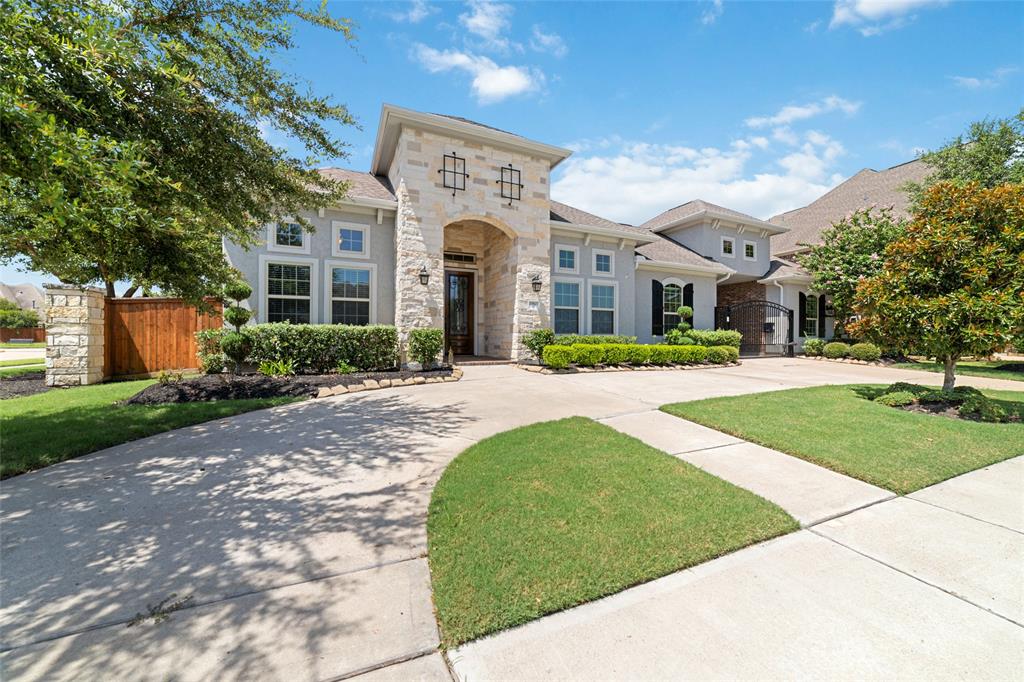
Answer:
[0, 358, 44, 368]
[0, 380, 298, 478]
[427, 416, 797, 647]
[662, 384, 1024, 495]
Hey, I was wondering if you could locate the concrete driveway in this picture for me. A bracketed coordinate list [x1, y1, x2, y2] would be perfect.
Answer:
[1, 359, 1021, 680]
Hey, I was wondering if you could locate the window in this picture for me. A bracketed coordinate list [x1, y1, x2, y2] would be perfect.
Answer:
[555, 244, 579, 274]
[267, 263, 311, 323]
[721, 237, 735, 258]
[743, 241, 757, 261]
[804, 294, 819, 337]
[591, 283, 616, 334]
[275, 222, 303, 248]
[330, 266, 371, 325]
[332, 222, 369, 258]
[663, 283, 682, 332]
[553, 280, 580, 334]
[592, 248, 614, 277]
[444, 251, 477, 265]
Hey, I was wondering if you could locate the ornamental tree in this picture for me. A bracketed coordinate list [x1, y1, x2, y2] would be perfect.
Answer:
[0, 0, 355, 301]
[850, 182, 1024, 391]
[798, 208, 907, 325]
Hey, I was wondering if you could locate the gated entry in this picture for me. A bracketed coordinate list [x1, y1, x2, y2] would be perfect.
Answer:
[715, 300, 794, 357]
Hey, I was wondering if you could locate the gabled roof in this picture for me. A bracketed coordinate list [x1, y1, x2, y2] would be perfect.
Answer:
[758, 257, 811, 284]
[640, 199, 788, 235]
[317, 168, 396, 203]
[636, 236, 733, 274]
[769, 158, 930, 257]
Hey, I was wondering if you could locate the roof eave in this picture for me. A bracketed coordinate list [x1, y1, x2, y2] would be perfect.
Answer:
[335, 196, 398, 210]
[650, 209, 789, 236]
[636, 258, 732, 277]
[758, 273, 813, 285]
[550, 221, 655, 244]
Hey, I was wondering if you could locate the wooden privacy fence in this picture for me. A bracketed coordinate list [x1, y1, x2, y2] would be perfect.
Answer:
[104, 298, 222, 378]
[1, 327, 45, 342]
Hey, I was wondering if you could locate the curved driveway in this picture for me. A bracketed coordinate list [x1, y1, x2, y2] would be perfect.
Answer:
[1, 359, 1020, 680]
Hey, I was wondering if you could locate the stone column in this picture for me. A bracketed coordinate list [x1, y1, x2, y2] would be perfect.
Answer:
[44, 285, 106, 386]
[393, 179, 444, 355]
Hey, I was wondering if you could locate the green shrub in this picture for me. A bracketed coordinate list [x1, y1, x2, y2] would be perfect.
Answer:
[601, 344, 633, 365]
[849, 342, 881, 362]
[524, 328, 555, 360]
[246, 323, 399, 373]
[664, 329, 697, 346]
[626, 345, 653, 365]
[823, 342, 850, 359]
[542, 345, 574, 369]
[960, 395, 1009, 423]
[648, 345, 675, 365]
[195, 328, 226, 373]
[803, 338, 826, 357]
[571, 344, 602, 366]
[919, 389, 958, 404]
[223, 280, 253, 302]
[551, 334, 637, 346]
[336, 360, 357, 374]
[875, 391, 916, 407]
[222, 305, 252, 329]
[688, 329, 742, 349]
[220, 331, 251, 371]
[408, 327, 444, 367]
[706, 345, 739, 364]
[884, 382, 930, 396]
[258, 358, 295, 377]
[0, 303, 40, 328]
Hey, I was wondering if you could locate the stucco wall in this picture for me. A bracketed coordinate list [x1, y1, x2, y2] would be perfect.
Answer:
[662, 222, 770, 279]
[549, 232, 637, 337]
[633, 268, 718, 344]
[771, 282, 835, 350]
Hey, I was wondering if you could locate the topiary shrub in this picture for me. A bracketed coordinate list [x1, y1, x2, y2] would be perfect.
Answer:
[688, 329, 742, 349]
[823, 342, 850, 359]
[849, 342, 881, 362]
[220, 331, 251, 371]
[706, 345, 739, 364]
[874, 391, 916, 407]
[408, 328, 444, 368]
[803, 338, 826, 357]
[542, 345, 574, 369]
[523, 328, 555, 361]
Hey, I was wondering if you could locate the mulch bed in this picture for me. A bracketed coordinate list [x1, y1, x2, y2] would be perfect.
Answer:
[899, 402, 1020, 423]
[0, 370, 49, 400]
[125, 368, 455, 405]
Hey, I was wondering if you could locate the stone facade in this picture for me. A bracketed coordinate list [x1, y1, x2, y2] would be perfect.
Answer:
[386, 127, 551, 360]
[44, 285, 105, 386]
[717, 281, 767, 307]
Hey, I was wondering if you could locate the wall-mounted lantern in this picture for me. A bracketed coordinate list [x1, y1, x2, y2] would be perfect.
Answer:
[419, 265, 430, 286]
[531, 274, 543, 293]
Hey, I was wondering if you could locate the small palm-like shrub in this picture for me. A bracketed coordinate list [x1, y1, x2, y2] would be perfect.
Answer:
[258, 359, 295, 377]
[803, 338, 826, 357]
[823, 342, 850, 359]
[850, 342, 881, 362]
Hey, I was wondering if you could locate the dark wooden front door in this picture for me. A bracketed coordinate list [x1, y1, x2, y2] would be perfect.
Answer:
[445, 271, 474, 355]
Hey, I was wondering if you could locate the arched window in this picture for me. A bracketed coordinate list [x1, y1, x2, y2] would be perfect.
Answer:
[663, 283, 682, 333]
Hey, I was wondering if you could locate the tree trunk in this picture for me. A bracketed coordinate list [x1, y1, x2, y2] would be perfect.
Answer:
[942, 354, 957, 392]
[104, 280, 115, 298]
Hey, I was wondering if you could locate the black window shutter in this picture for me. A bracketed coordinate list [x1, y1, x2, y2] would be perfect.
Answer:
[683, 283, 694, 325]
[818, 295, 827, 338]
[798, 292, 806, 338]
[652, 280, 664, 336]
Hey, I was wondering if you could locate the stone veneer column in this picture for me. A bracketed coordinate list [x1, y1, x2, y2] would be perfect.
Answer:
[393, 179, 444, 352]
[44, 285, 106, 386]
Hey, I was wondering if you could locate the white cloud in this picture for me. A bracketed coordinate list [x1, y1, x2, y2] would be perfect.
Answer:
[413, 44, 542, 103]
[745, 95, 861, 128]
[552, 132, 847, 224]
[701, 0, 724, 25]
[829, 0, 949, 36]
[389, 0, 438, 23]
[459, 0, 516, 52]
[530, 25, 568, 57]
[949, 66, 1018, 90]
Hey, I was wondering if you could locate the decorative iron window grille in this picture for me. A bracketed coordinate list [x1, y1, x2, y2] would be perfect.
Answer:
[497, 164, 524, 205]
[438, 153, 469, 196]
[444, 251, 477, 264]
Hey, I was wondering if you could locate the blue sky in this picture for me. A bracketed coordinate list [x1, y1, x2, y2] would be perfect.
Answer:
[5, 0, 1022, 287]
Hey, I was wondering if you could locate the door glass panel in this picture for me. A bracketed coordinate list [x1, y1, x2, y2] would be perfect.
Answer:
[448, 274, 468, 335]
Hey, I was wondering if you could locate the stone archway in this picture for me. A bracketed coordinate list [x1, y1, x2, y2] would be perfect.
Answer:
[443, 218, 516, 358]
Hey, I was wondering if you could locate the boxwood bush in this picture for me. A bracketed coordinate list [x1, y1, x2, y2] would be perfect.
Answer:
[802, 338, 826, 357]
[542, 345, 574, 369]
[822, 341, 850, 359]
[687, 329, 742, 349]
[550, 334, 637, 346]
[541, 343, 713, 368]
[849, 342, 881, 362]
[408, 327, 444, 367]
[706, 345, 739, 364]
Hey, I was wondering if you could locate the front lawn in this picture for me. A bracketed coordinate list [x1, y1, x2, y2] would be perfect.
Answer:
[428, 417, 797, 647]
[0, 342, 45, 349]
[893, 359, 1023, 382]
[662, 385, 1024, 494]
[0, 380, 298, 478]
[0, 357, 44, 367]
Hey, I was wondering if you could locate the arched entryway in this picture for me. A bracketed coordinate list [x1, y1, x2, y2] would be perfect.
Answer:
[443, 218, 516, 358]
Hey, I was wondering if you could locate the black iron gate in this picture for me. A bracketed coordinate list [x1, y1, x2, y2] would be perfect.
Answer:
[715, 300, 794, 357]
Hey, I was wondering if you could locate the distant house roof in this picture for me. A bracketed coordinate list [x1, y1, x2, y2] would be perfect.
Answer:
[640, 199, 766, 232]
[0, 283, 45, 310]
[316, 168, 397, 203]
[769, 158, 931, 257]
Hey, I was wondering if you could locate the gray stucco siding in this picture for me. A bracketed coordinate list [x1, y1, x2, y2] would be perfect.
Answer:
[634, 268, 718, 344]
[224, 206, 397, 325]
[662, 222, 770, 280]
[549, 233, 636, 337]
[766, 282, 835, 350]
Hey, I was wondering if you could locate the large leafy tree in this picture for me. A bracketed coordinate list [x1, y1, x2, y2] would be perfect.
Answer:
[798, 208, 907, 325]
[850, 182, 1024, 391]
[0, 0, 355, 299]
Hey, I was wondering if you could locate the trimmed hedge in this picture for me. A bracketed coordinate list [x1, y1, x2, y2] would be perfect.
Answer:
[408, 327, 444, 367]
[541, 343, 733, 368]
[823, 342, 850, 359]
[195, 323, 399, 374]
[849, 342, 881, 362]
[550, 334, 637, 346]
[687, 329, 742, 349]
[803, 338, 826, 357]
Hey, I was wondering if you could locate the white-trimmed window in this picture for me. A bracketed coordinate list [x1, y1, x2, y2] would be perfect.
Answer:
[592, 248, 615, 277]
[590, 282, 617, 334]
[804, 293, 819, 338]
[553, 279, 581, 334]
[327, 262, 374, 325]
[743, 240, 757, 261]
[555, 244, 579, 274]
[267, 262, 312, 323]
[267, 220, 310, 254]
[332, 221, 369, 258]
[663, 283, 682, 332]
[721, 236, 735, 258]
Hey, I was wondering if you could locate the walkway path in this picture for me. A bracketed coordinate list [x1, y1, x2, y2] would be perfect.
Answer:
[1, 359, 1021, 680]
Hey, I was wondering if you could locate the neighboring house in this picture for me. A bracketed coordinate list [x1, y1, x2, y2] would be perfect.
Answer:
[224, 104, 924, 360]
[0, 283, 45, 312]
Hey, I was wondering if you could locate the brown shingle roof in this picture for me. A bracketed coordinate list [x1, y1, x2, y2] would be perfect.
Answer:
[317, 168, 396, 202]
[549, 200, 651, 239]
[769, 158, 930, 256]
[640, 200, 765, 232]
[759, 257, 810, 281]
[636, 236, 733, 273]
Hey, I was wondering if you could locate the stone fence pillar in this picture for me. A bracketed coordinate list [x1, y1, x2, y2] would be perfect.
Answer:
[44, 285, 106, 386]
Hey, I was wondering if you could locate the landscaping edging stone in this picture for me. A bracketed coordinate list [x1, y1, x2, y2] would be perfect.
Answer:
[517, 361, 742, 375]
[802, 356, 894, 367]
[314, 367, 463, 398]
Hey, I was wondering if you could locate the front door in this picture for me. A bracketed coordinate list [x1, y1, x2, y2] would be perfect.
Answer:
[445, 271, 474, 355]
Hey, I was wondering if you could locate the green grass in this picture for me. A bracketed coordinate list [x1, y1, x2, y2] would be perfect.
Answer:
[427, 417, 797, 647]
[0, 357, 43, 367]
[893, 359, 1024, 382]
[0, 342, 45, 348]
[662, 385, 1024, 495]
[0, 380, 299, 478]
[0, 366, 45, 378]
